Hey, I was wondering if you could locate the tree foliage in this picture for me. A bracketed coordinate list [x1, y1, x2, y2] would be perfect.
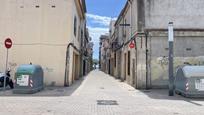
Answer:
[92, 59, 99, 64]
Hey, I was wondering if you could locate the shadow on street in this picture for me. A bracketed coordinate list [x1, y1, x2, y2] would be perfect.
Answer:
[0, 76, 86, 97]
[139, 89, 204, 106]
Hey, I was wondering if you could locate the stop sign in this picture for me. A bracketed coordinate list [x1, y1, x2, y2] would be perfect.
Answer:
[4, 38, 12, 49]
[129, 41, 135, 49]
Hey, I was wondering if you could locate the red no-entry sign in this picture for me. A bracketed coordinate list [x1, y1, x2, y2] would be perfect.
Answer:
[4, 38, 12, 49]
[129, 41, 135, 49]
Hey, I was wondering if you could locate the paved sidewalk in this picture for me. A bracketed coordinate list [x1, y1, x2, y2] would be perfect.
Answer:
[0, 70, 204, 115]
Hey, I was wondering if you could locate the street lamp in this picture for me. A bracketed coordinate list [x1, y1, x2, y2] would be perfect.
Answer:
[168, 22, 174, 96]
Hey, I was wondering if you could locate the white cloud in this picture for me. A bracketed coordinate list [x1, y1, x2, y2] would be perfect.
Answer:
[87, 13, 117, 27]
[87, 26, 109, 59]
[86, 14, 117, 59]
[88, 26, 109, 41]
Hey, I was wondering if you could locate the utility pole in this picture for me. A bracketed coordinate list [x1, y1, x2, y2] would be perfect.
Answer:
[168, 22, 174, 96]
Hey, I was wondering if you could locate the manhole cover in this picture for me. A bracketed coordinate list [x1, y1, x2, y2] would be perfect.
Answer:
[57, 89, 64, 92]
[97, 100, 118, 105]
[47, 110, 52, 112]
[100, 87, 104, 89]
[47, 88, 54, 90]
[142, 90, 151, 93]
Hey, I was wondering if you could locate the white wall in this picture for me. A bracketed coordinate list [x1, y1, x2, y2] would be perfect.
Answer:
[144, 0, 204, 29]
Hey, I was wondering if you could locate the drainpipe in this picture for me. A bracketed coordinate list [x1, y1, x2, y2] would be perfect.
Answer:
[145, 32, 149, 90]
[128, 0, 133, 37]
[133, 37, 137, 88]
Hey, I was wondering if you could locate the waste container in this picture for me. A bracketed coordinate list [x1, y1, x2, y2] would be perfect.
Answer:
[13, 64, 44, 94]
[175, 66, 204, 97]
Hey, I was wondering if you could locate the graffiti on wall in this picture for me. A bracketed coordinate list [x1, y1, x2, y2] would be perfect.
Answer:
[9, 62, 17, 67]
[152, 56, 204, 87]
[43, 67, 54, 72]
[157, 56, 169, 67]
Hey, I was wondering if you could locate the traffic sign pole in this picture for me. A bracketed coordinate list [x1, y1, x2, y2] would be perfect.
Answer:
[3, 38, 12, 91]
[3, 49, 8, 91]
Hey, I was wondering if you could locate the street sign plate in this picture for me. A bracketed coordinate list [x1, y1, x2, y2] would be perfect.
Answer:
[4, 38, 12, 49]
[17, 75, 29, 86]
[119, 24, 130, 26]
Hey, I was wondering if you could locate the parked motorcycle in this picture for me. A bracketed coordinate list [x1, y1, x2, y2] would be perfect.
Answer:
[0, 70, 14, 89]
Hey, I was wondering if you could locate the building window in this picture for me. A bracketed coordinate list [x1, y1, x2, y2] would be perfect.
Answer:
[114, 53, 116, 67]
[124, 19, 127, 37]
[122, 19, 126, 38]
[77, 25, 80, 41]
[123, 19, 127, 38]
[74, 16, 77, 36]
[81, 29, 83, 42]
[186, 48, 192, 51]
[128, 51, 130, 75]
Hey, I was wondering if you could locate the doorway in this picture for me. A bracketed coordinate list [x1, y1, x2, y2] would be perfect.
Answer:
[108, 59, 111, 74]
[132, 59, 136, 86]
[83, 60, 86, 76]
[117, 51, 122, 79]
[124, 53, 127, 81]
[72, 53, 80, 82]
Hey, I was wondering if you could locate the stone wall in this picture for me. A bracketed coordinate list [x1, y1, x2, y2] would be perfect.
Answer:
[144, 0, 204, 29]
[149, 31, 204, 88]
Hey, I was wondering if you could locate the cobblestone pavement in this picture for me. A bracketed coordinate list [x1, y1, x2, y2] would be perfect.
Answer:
[0, 70, 204, 115]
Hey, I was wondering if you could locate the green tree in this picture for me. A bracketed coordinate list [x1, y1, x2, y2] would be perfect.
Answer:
[92, 59, 99, 69]
[92, 59, 99, 65]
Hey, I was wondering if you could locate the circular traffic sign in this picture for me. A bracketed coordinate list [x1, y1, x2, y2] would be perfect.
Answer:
[4, 38, 12, 49]
[129, 41, 135, 49]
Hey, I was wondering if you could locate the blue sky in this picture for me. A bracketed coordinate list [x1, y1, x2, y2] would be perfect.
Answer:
[86, 0, 127, 60]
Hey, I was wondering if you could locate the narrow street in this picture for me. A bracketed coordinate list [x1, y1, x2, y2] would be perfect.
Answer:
[0, 70, 204, 115]
[0, 0, 204, 115]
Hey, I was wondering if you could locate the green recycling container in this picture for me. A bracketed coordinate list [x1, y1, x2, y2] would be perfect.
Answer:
[175, 66, 204, 97]
[13, 64, 44, 94]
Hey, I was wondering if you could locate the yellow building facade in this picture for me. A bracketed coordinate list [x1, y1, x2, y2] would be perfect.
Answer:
[0, 0, 87, 86]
